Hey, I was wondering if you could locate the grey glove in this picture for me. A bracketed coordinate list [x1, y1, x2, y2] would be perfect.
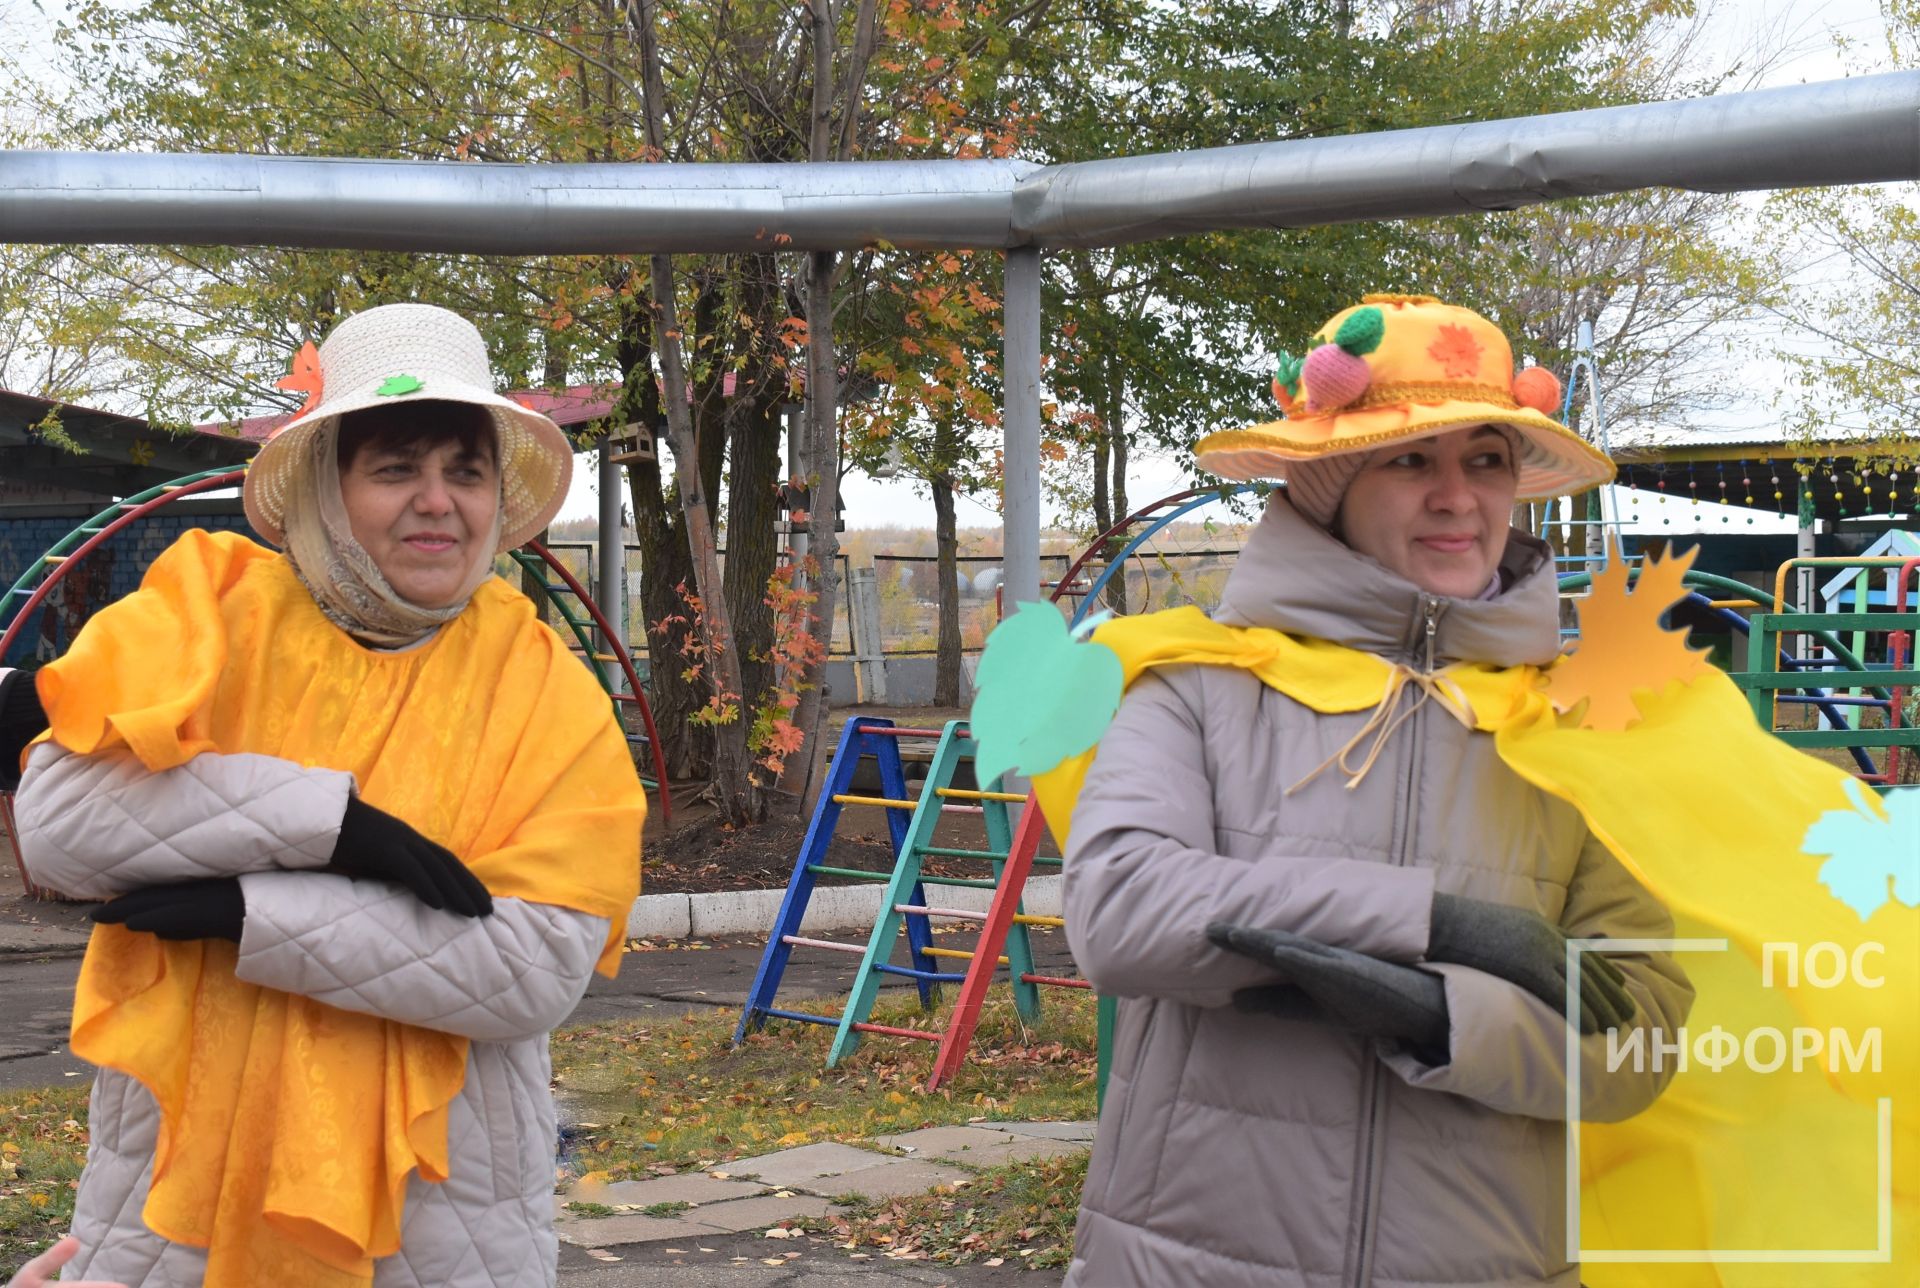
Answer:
[1428, 892, 1635, 1033]
[1211, 922, 1450, 1062]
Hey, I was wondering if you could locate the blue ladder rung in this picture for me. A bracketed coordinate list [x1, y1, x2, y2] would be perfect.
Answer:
[873, 963, 968, 983]
[763, 1007, 839, 1027]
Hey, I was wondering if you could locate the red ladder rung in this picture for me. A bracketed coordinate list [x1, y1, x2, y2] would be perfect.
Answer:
[852, 1021, 942, 1042]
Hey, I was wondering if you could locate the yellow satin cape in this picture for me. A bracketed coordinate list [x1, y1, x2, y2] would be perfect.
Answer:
[1039, 607, 1919, 1285]
[35, 530, 644, 1286]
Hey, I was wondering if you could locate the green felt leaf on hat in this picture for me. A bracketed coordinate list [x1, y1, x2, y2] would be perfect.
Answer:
[1274, 351, 1304, 395]
[1333, 306, 1385, 357]
[376, 374, 425, 397]
[968, 601, 1124, 791]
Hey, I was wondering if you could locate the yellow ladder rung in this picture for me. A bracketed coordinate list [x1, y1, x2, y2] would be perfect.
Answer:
[922, 946, 1009, 965]
[831, 793, 917, 810]
[591, 652, 619, 661]
[935, 787, 1026, 803]
[1012, 914, 1065, 928]
[42, 555, 67, 564]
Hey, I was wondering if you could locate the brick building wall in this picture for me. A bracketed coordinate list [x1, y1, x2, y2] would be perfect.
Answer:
[0, 501, 255, 667]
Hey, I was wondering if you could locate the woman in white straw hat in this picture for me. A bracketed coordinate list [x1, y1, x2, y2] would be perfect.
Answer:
[13, 303, 645, 1287]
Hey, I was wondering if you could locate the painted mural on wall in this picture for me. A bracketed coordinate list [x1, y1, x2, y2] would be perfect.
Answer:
[0, 510, 255, 667]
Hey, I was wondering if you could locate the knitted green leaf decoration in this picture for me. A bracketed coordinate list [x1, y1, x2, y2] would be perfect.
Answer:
[1332, 306, 1385, 357]
[376, 374, 425, 397]
[1274, 351, 1304, 395]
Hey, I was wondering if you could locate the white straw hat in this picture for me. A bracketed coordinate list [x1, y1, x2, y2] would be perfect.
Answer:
[244, 303, 574, 552]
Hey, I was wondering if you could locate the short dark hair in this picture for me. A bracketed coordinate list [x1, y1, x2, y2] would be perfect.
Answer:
[336, 400, 498, 471]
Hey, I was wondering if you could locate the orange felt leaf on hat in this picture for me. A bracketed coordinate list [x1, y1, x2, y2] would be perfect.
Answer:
[275, 342, 323, 417]
[1426, 324, 1483, 380]
[1545, 538, 1710, 731]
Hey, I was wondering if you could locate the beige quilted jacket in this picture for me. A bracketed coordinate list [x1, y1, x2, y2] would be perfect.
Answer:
[16, 743, 609, 1287]
[1062, 495, 1694, 1288]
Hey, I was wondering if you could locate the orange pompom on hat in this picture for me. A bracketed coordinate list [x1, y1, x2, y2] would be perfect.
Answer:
[1197, 294, 1614, 510]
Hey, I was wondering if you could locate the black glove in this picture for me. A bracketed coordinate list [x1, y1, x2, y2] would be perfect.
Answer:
[93, 878, 245, 942]
[1427, 892, 1634, 1033]
[0, 667, 48, 792]
[1212, 922, 1451, 1061]
[331, 796, 492, 917]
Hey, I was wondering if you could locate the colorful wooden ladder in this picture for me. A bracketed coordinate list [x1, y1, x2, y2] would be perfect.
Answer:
[733, 717, 940, 1042]
[825, 721, 1054, 1067]
[922, 788, 1089, 1088]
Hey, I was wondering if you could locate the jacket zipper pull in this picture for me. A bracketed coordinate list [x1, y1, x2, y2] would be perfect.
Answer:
[1423, 599, 1440, 672]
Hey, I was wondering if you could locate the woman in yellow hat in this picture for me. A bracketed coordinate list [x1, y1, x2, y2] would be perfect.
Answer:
[12, 303, 643, 1288]
[1054, 295, 1693, 1286]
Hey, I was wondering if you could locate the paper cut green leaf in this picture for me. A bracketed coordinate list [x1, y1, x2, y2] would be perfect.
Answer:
[968, 601, 1123, 791]
[1801, 779, 1920, 921]
[376, 374, 424, 396]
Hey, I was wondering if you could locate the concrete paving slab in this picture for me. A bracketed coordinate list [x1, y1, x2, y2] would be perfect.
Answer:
[869, 1126, 1013, 1159]
[721, 1143, 888, 1188]
[985, 1120, 1096, 1143]
[556, 1210, 731, 1247]
[803, 1159, 972, 1202]
[571, 1174, 768, 1208]
[679, 1193, 837, 1233]
[930, 1136, 1088, 1167]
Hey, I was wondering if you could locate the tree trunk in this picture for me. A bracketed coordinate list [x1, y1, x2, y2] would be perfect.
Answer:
[722, 272, 785, 735]
[636, 0, 758, 823]
[616, 306, 711, 781]
[932, 467, 962, 706]
[777, 2, 845, 809]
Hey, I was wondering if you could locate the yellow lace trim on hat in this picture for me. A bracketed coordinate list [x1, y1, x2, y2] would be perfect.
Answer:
[1359, 292, 1442, 307]
[1285, 380, 1520, 421]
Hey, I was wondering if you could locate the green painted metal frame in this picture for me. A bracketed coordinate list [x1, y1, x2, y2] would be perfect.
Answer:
[1736, 611, 1920, 760]
[825, 720, 1041, 1067]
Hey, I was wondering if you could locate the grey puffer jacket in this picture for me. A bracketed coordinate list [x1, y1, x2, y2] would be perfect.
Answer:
[15, 742, 611, 1288]
[1062, 495, 1694, 1288]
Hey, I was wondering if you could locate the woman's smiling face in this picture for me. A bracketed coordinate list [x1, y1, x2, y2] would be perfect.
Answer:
[1335, 425, 1520, 598]
[337, 406, 499, 608]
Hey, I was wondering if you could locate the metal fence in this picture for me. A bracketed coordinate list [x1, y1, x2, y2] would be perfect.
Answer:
[512, 541, 1245, 667]
[869, 549, 1242, 656]
[525, 543, 855, 665]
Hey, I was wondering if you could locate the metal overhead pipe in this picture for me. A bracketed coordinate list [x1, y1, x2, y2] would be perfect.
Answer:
[3, 73, 1918, 253]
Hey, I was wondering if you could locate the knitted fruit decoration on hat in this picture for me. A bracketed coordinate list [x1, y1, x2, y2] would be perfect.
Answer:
[1512, 365, 1563, 416]
[1302, 306, 1385, 412]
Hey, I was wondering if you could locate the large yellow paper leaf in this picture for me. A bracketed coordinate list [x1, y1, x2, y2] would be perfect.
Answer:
[1546, 538, 1711, 731]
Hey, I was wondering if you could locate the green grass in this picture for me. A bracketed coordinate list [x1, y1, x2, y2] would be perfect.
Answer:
[0, 1085, 92, 1274]
[814, 1151, 1088, 1269]
[639, 1200, 692, 1217]
[548, 987, 1097, 1184]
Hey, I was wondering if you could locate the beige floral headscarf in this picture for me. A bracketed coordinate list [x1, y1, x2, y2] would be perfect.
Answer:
[279, 421, 504, 649]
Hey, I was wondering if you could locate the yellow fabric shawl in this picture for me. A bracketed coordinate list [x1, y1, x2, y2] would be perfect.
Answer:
[35, 529, 644, 1286]
[1038, 607, 1919, 1285]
